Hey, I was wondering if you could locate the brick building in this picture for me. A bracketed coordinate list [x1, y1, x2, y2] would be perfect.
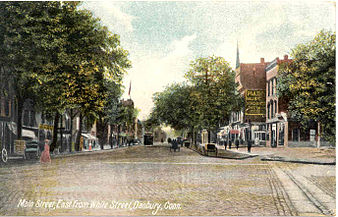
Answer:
[266, 55, 323, 147]
[228, 44, 269, 145]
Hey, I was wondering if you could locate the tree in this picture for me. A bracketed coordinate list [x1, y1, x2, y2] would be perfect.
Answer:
[185, 56, 242, 142]
[0, 2, 64, 139]
[277, 30, 335, 144]
[96, 80, 123, 148]
[0, 2, 131, 151]
[151, 83, 194, 130]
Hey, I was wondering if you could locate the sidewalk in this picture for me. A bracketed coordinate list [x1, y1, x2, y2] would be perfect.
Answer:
[224, 146, 336, 165]
[51, 144, 139, 159]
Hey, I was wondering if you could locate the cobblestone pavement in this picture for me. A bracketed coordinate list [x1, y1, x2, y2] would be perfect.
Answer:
[0, 144, 335, 216]
[229, 146, 336, 163]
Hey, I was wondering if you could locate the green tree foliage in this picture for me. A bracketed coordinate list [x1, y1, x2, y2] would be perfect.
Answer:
[277, 30, 335, 144]
[185, 56, 242, 134]
[151, 83, 197, 131]
[150, 56, 242, 143]
[0, 2, 131, 151]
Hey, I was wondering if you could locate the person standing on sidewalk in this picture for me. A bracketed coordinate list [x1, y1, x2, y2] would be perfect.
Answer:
[247, 140, 252, 153]
[229, 140, 232, 149]
[40, 139, 51, 163]
[235, 139, 239, 150]
[224, 140, 227, 150]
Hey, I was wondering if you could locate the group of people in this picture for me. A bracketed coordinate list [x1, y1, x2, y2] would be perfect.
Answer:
[219, 138, 252, 153]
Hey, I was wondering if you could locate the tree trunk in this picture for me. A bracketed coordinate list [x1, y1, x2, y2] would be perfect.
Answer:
[16, 97, 23, 139]
[117, 124, 120, 146]
[96, 118, 107, 150]
[207, 129, 211, 143]
[50, 112, 60, 152]
[317, 121, 321, 148]
[69, 109, 73, 153]
[190, 126, 194, 145]
[75, 113, 83, 151]
[109, 124, 113, 149]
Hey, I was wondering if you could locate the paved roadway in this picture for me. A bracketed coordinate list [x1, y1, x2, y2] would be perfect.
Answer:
[0, 144, 335, 216]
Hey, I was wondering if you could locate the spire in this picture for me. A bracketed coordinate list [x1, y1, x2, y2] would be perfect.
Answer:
[236, 40, 240, 69]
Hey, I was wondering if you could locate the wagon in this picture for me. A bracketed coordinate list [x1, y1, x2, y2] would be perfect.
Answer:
[1, 140, 41, 163]
[24, 140, 41, 160]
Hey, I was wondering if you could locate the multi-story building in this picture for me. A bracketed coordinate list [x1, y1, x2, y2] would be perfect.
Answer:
[265, 55, 291, 147]
[228, 45, 269, 145]
[266, 55, 323, 147]
[0, 70, 17, 154]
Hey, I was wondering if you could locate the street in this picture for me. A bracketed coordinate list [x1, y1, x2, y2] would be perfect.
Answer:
[0, 144, 335, 216]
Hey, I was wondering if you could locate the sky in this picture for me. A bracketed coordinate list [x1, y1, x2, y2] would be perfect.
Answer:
[81, 0, 336, 120]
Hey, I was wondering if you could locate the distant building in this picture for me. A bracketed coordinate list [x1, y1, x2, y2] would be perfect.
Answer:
[229, 43, 269, 145]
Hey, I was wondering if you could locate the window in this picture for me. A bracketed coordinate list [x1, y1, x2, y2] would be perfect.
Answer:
[271, 102, 274, 118]
[29, 111, 35, 127]
[23, 110, 29, 126]
[275, 78, 278, 95]
[274, 100, 277, 114]
[271, 80, 274, 96]
[267, 104, 270, 119]
[267, 81, 270, 96]
[292, 129, 299, 141]
[4, 98, 9, 117]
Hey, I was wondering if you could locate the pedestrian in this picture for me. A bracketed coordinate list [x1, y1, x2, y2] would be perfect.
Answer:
[224, 140, 227, 150]
[167, 137, 172, 144]
[248, 140, 252, 153]
[235, 139, 239, 150]
[40, 139, 51, 164]
[229, 140, 232, 149]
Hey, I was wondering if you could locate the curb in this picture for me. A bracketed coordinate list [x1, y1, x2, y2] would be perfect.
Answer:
[187, 146, 257, 160]
[261, 157, 336, 165]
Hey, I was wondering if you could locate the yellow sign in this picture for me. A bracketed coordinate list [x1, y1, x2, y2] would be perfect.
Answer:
[245, 90, 266, 116]
[39, 124, 54, 131]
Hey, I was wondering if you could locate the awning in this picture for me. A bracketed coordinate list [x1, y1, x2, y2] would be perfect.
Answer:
[22, 129, 36, 139]
[230, 130, 239, 134]
[81, 133, 96, 140]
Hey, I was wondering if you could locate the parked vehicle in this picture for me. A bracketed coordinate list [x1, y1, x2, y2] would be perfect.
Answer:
[1, 142, 8, 163]
[199, 143, 218, 156]
[144, 133, 153, 145]
[24, 140, 41, 160]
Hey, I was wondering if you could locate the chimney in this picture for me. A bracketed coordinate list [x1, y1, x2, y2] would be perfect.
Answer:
[284, 55, 288, 60]
[260, 58, 265, 63]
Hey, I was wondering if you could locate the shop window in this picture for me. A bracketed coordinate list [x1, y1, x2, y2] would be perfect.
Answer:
[4, 99, 10, 117]
[29, 111, 35, 127]
[292, 128, 299, 141]
[23, 110, 29, 126]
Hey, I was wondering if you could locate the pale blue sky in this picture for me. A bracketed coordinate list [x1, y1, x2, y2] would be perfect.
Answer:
[82, 0, 336, 120]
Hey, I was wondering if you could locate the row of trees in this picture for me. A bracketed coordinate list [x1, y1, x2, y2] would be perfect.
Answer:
[0, 2, 133, 151]
[148, 56, 243, 142]
[150, 30, 335, 145]
[277, 30, 336, 144]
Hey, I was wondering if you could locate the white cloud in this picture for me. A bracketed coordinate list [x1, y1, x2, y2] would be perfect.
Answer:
[82, 1, 135, 34]
[122, 34, 197, 120]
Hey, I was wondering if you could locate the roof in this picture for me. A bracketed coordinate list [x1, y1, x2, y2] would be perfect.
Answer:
[236, 62, 270, 92]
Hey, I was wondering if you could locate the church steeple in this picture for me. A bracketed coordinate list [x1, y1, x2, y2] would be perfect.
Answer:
[236, 40, 240, 69]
